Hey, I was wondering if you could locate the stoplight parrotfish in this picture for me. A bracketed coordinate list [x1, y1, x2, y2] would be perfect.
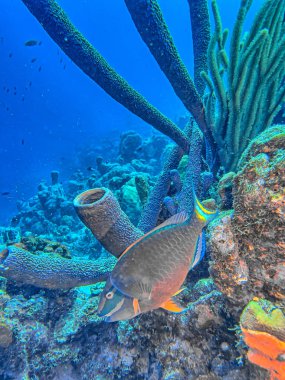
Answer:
[97, 195, 217, 322]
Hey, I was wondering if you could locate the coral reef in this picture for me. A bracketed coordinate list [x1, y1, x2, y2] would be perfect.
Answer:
[119, 130, 143, 163]
[0, 123, 283, 378]
[11, 171, 77, 241]
[216, 172, 235, 210]
[208, 125, 285, 310]
[6, 132, 166, 257]
[2, 0, 284, 378]
[0, 272, 255, 379]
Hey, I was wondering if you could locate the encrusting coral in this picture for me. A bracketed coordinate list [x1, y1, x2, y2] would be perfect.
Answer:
[240, 298, 285, 380]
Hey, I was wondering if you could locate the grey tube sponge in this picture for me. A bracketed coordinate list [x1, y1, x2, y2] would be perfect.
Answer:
[21, 0, 190, 153]
[74, 188, 143, 257]
[124, 0, 213, 146]
[138, 145, 184, 233]
[0, 246, 116, 289]
[187, 0, 211, 96]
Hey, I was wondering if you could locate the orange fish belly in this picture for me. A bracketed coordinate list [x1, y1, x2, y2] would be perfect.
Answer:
[145, 261, 189, 311]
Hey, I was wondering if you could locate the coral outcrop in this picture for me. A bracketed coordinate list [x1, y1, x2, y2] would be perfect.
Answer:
[208, 126, 285, 310]
[0, 274, 254, 379]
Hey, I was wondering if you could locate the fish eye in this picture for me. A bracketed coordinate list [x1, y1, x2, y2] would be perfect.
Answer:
[106, 291, 114, 300]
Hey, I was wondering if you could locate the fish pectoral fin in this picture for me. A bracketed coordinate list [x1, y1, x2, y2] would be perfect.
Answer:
[133, 298, 141, 315]
[190, 231, 206, 270]
[160, 298, 185, 313]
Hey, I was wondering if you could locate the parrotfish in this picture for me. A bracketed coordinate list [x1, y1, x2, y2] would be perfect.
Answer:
[97, 195, 217, 322]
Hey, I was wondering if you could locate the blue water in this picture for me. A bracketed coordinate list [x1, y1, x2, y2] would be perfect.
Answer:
[0, 0, 263, 224]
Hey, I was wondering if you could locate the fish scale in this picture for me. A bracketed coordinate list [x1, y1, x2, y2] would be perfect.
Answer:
[111, 215, 206, 300]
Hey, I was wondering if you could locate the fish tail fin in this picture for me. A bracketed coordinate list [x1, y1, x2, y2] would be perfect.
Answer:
[193, 192, 217, 225]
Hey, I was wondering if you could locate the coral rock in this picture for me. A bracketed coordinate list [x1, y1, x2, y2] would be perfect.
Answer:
[0, 319, 13, 348]
[208, 126, 285, 309]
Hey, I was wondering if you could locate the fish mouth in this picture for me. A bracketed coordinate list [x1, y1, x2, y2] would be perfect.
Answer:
[96, 311, 116, 323]
[102, 316, 114, 323]
[96, 310, 104, 318]
[96, 297, 125, 320]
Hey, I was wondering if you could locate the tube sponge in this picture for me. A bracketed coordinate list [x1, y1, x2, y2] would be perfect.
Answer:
[74, 188, 143, 257]
[0, 246, 116, 289]
[21, 0, 190, 153]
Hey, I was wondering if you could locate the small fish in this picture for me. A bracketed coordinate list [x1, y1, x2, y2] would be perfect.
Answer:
[8, 52, 13, 58]
[87, 166, 95, 172]
[24, 40, 40, 47]
[30, 58, 37, 63]
[21, 139, 25, 145]
[38, 66, 42, 72]
[1, 192, 10, 196]
[98, 194, 218, 322]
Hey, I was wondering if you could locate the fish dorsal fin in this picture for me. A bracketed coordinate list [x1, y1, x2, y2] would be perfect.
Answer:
[151, 211, 189, 232]
[119, 211, 188, 259]
[190, 231, 206, 270]
[160, 298, 185, 313]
